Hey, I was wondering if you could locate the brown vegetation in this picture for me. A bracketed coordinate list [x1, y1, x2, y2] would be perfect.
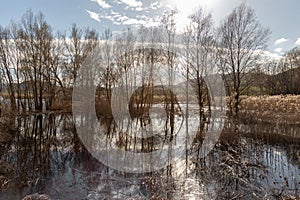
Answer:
[239, 95, 300, 124]
[95, 98, 112, 118]
[0, 107, 16, 142]
[50, 97, 72, 112]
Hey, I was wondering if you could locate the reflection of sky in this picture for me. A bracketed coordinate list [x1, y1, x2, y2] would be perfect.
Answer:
[253, 142, 300, 194]
[3, 113, 300, 199]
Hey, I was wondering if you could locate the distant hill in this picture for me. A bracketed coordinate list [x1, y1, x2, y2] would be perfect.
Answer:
[175, 67, 300, 96]
[266, 66, 300, 95]
[237, 67, 300, 95]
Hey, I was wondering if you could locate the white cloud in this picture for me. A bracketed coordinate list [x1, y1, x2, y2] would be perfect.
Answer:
[91, 0, 111, 9]
[90, 3, 160, 28]
[274, 48, 282, 53]
[111, 11, 119, 15]
[102, 14, 115, 21]
[262, 50, 283, 60]
[259, 51, 283, 67]
[121, 17, 159, 27]
[98, 12, 131, 25]
[136, 14, 148, 19]
[119, 0, 142, 7]
[295, 38, 300, 46]
[150, 1, 163, 10]
[86, 10, 101, 22]
[135, 7, 144, 11]
[150, 2, 159, 7]
[122, 18, 146, 25]
[274, 38, 288, 45]
[117, 15, 129, 22]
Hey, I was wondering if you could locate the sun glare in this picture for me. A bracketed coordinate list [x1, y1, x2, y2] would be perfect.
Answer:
[166, 0, 218, 32]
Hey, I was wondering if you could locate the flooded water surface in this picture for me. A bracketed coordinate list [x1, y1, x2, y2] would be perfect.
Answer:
[0, 113, 300, 200]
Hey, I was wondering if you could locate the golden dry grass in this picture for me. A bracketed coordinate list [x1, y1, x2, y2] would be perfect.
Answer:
[239, 95, 300, 124]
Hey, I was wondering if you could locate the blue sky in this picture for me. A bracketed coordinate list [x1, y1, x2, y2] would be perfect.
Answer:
[1, 0, 300, 56]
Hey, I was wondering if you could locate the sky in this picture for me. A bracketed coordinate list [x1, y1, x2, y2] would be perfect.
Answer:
[1, 0, 300, 57]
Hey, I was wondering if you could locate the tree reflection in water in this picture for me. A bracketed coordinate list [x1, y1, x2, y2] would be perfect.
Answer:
[0, 113, 300, 199]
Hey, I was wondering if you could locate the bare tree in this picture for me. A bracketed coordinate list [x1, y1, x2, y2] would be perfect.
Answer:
[63, 24, 99, 88]
[217, 2, 270, 116]
[161, 9, 177, 85]
[46, 32, 66, 110]
[0, 26, 17, 111]
[101, 28, 115, 102]
[278, 48, 300, 94]
[184, 7, 215, 118]
[13, 10, 54, 112]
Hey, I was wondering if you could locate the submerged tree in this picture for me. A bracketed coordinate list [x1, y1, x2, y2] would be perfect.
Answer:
[184, 7, 215, 119]
[0, 26, 17, 111]
[217, 2, 270, 117]
[14, 10, 54, 112]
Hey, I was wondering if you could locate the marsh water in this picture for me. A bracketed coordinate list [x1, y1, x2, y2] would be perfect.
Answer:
[0, 112, 300, 199]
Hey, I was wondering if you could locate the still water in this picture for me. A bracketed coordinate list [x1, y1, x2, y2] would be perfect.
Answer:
[0, 113, 299, 199]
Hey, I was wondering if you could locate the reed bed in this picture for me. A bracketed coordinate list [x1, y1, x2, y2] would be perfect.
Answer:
[239, 95, 300, 124]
